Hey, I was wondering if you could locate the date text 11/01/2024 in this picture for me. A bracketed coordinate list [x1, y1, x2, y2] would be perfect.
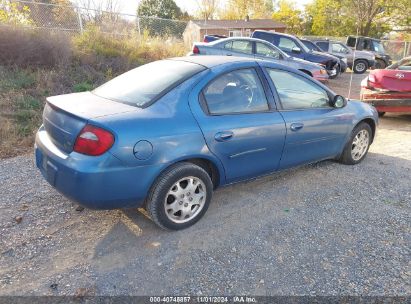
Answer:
[149, 296, 257, 303]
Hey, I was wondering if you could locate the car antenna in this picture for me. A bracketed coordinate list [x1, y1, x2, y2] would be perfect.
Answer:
[347, 27, 360, 100]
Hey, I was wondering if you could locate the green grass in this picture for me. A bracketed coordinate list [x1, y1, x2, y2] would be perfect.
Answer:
[73, 81, 93, 92]
[0, 69, 35, 91]
[14, 109, 41, 136]
[16, 95, 41, 110]
[13, 96, 43, 136]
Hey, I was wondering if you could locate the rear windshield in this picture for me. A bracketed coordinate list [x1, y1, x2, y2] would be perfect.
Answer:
[93, 60, 205, 107]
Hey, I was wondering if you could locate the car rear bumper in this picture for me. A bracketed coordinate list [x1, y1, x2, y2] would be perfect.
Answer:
[361, 90, 411, 112]
[35, 126, 162, 210]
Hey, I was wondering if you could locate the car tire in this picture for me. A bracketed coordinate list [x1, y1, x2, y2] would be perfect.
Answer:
[378, 112, 386, 117]
[145, 162, 213, 230]
[375, 59, 386, 69]
[339, 122, 372, 165]
[353, 60, 368, 74]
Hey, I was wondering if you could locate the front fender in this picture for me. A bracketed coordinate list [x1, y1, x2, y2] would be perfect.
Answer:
[343, 100, 379, 142]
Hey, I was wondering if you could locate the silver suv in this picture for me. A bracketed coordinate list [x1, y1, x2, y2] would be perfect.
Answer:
[308, 39, 375, 74]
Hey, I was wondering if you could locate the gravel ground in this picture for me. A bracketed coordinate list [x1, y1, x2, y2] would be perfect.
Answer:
[0, 72, 410, 296]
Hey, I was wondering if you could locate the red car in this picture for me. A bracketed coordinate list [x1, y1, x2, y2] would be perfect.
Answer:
[361, 57, 411, 116]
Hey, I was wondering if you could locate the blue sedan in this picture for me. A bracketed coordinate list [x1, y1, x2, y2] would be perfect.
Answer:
[35, 56, 378, 230]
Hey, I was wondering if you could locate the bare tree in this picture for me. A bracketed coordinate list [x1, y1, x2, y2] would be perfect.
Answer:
[74, 0, 123, 23]
[195, 0, 218, 20]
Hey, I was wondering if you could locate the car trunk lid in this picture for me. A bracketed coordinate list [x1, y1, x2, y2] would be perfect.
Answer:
[372, 70, 411, 92]
[43, 92, 138, 154]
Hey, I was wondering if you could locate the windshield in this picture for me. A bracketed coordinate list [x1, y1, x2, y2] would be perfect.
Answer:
[373, 41, 385, 53]
[273, 44, 290, 58]
[301, 40, 320, 52]
[297, 39, 311, 53]
[93, 60, 205, 107]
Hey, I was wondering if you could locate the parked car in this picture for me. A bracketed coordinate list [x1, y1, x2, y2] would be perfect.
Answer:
[300, 39, 348, 73]
[203, 34, 227, 43]
[346, 36, 392, 69]
[299, 38, 348, 73]
[361, 56, 411, 116]
[35, 56, 378, 230]
[301, 39, 375, 74]
[251, 30, 341, 79]
[190, 37, 329, 82]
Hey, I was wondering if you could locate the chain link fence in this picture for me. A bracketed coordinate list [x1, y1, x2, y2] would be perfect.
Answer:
[1, 0, 188, 37]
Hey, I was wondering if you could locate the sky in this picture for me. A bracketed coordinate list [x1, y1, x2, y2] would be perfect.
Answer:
[114, 0, 314, 16]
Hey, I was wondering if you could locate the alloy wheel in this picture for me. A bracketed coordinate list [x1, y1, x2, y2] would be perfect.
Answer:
[351, 129, 369, 161]
[164, 176, 206, 224]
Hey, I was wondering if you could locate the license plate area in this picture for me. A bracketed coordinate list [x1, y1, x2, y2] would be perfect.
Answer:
[35, 147, 58, 186]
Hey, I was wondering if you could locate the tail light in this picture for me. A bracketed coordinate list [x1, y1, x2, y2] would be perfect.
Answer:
[362, 74, 376, 89]
[368, 73, 376, 83]
[193, 45, 200, 54]
[74, 124, 114, 156]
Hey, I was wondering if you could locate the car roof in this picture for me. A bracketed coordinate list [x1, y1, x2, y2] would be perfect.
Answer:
[209, 37, 273, 44]
[169, 56, 315, 76]
[348, 35, 381, 41]
[309, 39, 343, 43]
[169, 56, 257, 68]
[254, 30, 296, 39]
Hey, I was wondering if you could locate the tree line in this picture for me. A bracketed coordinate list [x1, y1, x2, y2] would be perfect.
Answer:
[138, 0, 410, 38]
[1, 0, 409, 38]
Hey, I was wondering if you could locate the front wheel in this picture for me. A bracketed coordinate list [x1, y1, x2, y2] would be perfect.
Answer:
[146, 162, 213, 230]
[339, 122, 372, 165]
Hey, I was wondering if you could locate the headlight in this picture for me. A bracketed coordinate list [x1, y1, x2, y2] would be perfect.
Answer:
[320, 69, 327, 75]
[342, 58, 347, 64]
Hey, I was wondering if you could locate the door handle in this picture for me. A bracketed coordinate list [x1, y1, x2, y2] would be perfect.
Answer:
[226, 53, 232, 56]
[214, 131, 234, 142]
[290, 123, 304, 131]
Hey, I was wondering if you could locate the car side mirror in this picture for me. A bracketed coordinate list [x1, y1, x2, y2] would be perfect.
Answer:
[331, 95, 347, 108]
[291, 46, 301, 54]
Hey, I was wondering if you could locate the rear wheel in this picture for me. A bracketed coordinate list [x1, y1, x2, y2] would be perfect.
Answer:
[375, 59, 386, 69]
[340, 122, 372, 165]
[353, 59, 368, 74]
[146, 162, 213, 230]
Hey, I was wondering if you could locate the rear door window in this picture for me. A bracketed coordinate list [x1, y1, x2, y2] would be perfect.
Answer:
[255, 42, 281, 59]
[223, 41, 233, 49]
[231, 40, 253, 54]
